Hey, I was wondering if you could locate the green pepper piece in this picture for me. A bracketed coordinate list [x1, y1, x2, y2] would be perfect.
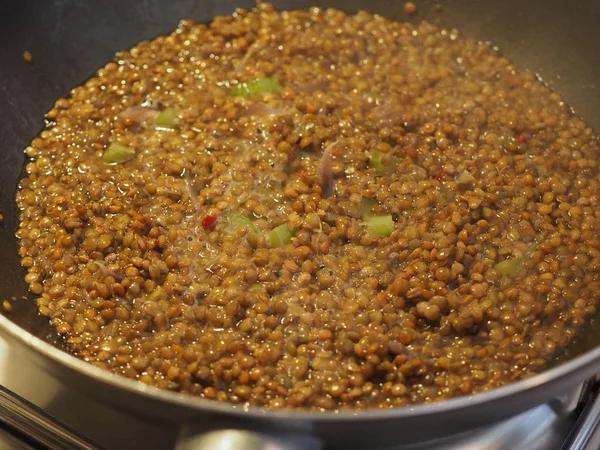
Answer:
[231, 78, 281, 97]
[268, 224, 298, 247]
[103, 143, 136, 164]
[364, 215, 394, 237]
[368, 151, 399, 176]
[155, 108, 177, 129]
[493, 258, 522, 277]
[361, 198, 377, 220]
[494, 236, 545, 278]
[225, 211, 258, 234]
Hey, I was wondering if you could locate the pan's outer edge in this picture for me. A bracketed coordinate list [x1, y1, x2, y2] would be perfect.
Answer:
[1, 312, 600, 424]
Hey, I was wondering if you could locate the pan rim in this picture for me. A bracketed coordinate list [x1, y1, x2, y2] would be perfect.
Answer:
[1, 312, 599, 422]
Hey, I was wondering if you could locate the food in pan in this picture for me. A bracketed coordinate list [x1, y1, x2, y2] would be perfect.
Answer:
[15, 3, 600, 410]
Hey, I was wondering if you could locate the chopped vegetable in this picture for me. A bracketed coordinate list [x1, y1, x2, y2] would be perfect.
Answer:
[494, 258, 522, 277]
[119, 105, 158, 123]
[368, 151, 399, 175]
[268, 224, 298, 247]
[456, 170, 475, 187]
[516, 134, 527, 143]
[363, 215, 394, 237]
[95, 262, 124, 281]
[103, 143, 136, 164]
[201, 214, 218, 229]
[237, 104, 294, 119]
[225, 211, 258, 234]
[318, 143, 335, 198]
[361, 199, 393, 236]
[361, 198, 377, 220]
[435, 168, 446, 181]
[231, 78, 281, 97]
[155, 108, 177, 129]
[494, 235, 545, 277]
[296, 82, 329, 93]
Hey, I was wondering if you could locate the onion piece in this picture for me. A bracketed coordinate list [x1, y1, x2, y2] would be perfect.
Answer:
[119, 105, 158, 123]
[95, 262, 124, 282]
[237, 103, 291, 119]
[377, 110, 404, 127]
[296, 82, 329, 93]
[456, 170, 475, 188]
[317, 143, 335, 198]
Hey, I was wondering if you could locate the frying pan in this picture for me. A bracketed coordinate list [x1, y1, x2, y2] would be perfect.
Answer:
[1, 0, 600, 449]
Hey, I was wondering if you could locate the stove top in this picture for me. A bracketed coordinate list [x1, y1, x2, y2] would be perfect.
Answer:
[0, 335, 599, 450]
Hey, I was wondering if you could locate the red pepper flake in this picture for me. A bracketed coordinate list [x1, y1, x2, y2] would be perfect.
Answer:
[435, 168, 446, 181]
[201, 215, 218, 228]
[516, 134, 527, 143]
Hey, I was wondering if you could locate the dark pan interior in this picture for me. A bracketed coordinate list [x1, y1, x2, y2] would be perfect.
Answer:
[0, 0, 599, 359]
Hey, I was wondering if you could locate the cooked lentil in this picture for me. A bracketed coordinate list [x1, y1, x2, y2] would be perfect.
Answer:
[2, 300, 12, 314]
[15, 3, 600, 411]
[404, 2, 417, 15]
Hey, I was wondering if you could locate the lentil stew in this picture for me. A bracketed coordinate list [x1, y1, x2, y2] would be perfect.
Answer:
[15, 3, 600, 411]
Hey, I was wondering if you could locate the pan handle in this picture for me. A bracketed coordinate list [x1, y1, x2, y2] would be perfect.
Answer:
[175, 427, 323, 450]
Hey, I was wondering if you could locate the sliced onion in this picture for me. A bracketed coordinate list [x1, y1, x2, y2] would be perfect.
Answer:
[456, 170, 475, 187]
[296, 82, 330, 93]
[119, 105, 158, 123]
[317, 143, 335, 198]
[237, 103, 290, 119]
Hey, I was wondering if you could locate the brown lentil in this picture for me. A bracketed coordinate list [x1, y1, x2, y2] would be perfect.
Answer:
[404, 2, 417, 15]
[15, 4, 600, 412]
[1, 300, 12, 313]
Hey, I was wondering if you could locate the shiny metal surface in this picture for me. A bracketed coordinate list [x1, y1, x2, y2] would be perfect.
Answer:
[0, 336, 177, 450]
[0, 386, 99, 450]
[175, 429, 323, 450]
[562, 393, 600, 450]
[408, 383, 588, 450]
[0, 426, 36, 450]
[405, 404, 573, 450]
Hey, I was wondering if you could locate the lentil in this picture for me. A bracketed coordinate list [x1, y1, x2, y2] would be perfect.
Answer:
[404, 2, 417, 15]
[2, 300, 12, 313]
